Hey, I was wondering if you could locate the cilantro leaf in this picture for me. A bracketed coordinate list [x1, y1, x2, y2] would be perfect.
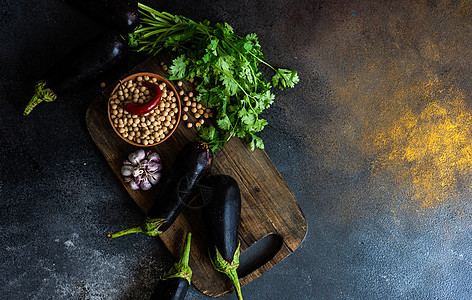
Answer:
[169, 55, 188, 79]
[220, 74, 239, 96]
[217, 114, 232, 131]
[272, 68, 299, 90]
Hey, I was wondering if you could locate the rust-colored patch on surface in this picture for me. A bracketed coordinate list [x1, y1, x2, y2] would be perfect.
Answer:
[370, 77, 472, 208]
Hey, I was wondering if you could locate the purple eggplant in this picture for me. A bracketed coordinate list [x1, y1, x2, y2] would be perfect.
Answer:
[24, 30, 129, 115]
[107, 141, 213, 238]
[201, 175, 243, 300]
[151, 232, 192, 300]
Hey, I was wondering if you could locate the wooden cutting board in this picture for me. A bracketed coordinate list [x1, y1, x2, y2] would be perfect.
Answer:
[86, 57, 307, 297]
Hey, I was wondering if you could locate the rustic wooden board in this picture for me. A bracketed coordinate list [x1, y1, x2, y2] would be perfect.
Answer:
[86, 57, 307, 297]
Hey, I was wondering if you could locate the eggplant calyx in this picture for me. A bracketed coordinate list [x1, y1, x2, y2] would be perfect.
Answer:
[162, 232, 193, 284]
[106, 217, 166, 238]
[24, 81, 57, 115]
[209, 242, 243, 300]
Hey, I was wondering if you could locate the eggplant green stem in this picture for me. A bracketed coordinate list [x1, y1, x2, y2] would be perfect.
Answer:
[106, 217, 166, 238]
[162, 232, 193, 284]
[209, 242, 243, 300]
[24, 81, 57, 115]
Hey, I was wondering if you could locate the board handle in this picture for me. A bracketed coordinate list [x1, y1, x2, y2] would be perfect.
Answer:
[237, 233, 283, 278]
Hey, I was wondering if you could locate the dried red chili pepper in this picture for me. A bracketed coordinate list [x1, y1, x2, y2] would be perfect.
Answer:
[124, 81, 162, 115]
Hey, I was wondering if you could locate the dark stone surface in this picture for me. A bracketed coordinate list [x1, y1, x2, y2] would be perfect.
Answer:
[2, 0, 472, 299]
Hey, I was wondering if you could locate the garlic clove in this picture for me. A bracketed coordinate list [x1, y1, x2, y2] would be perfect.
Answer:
[147, 152, 161, 163]
[148, 173, 161, 185]
[147, 161, 162, 172]
[121, 165, 134, 177]
[140, 178, 152, 190]
[128, 149, 146, 165]
[129, 180, 140, 190]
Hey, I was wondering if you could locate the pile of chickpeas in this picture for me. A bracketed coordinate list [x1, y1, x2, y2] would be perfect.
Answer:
[109, 75, 179, 146]
[176, 79, 213, 128]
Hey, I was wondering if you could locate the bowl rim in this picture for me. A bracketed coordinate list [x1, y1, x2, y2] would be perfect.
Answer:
[107, 72, 182, 147]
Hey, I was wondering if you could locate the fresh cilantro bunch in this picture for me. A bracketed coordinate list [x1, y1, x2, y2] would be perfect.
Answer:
[130, 3, 299, 152]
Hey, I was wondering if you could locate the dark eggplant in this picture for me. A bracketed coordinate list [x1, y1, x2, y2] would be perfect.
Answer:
[65, 0, 139, 33]
[151, 232, 192, 300]
[201, 175, 243, 300]
[24, 30, 129, 115]
[107, 141, 213, 238]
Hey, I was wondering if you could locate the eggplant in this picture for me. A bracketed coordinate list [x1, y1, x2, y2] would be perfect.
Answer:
[24, 30, 129, 115]
[65, 0, 139, 33]
[151, 232, 192, 300]
[107, 141, 213, 238]
[201, 175, 243, 300]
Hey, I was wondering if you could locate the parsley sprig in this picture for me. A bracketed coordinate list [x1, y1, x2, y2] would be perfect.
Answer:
[130, 3, 299, 152]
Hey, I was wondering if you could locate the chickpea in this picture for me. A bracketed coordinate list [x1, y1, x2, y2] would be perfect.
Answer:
[183, 107, 189, 112]
[187, 123, 193, 128]
[177, 80, 183, 87]
[203, 112, 209, 118]
[191, 102, 197, 108]
[191, 107, 197, 114]
[182, 114, 188, 121]
[188, 92, 194, 98]
[179, 90, 184, 96]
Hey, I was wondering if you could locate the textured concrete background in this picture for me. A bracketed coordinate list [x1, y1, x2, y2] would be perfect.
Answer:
[2, 0, 472, 299]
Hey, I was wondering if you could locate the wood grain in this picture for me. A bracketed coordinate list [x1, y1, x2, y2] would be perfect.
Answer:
[86, 57, 307, 297]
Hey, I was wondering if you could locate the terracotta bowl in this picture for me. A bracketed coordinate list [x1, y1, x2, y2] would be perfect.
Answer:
[107, 72, 181, 147]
